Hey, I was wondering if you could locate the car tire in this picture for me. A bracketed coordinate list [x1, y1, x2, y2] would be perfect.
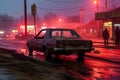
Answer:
[27, 43, 33, 57]
[77, 52, 85, 62]
[44, 48, 52, 61]
[54, 54, 60, 62]
[28, 48, 33, 57]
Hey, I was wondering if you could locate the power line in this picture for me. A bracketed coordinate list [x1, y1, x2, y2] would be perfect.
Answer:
[36, 0, 101, 13]
[37, 6, 96, 14]
[44, 0, 83, 3]
[38, 6, 81, 11]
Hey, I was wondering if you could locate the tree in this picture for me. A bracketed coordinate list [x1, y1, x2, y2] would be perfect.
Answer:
[0, 14, 15, 30]
[43, 12, 58, 26]
[65, 15, 80, 23]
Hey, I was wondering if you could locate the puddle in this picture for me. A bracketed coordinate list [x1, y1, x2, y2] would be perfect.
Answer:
[0, 68, 16, 80]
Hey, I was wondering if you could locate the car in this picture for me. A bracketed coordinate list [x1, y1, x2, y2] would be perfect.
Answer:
[15, 33, 24, 40]
[3, 33, 15, 40]
[26, 28, 94, 61]
[15, 33, 34, 40]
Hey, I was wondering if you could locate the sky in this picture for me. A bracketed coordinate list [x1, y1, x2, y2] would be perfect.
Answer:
[0, 0, 84, 18]
[0, 0, 120, 23]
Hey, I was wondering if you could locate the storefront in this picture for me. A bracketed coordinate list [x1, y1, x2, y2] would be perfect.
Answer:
[95, 7, 120, 40]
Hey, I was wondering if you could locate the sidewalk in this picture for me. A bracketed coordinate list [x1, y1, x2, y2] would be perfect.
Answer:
[86, 37, 120, 64]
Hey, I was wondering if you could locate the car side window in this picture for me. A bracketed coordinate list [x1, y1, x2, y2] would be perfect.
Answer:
[51, 31, 61, 37]
[62, 31, 72, 38]
[36, 30, 46, 39]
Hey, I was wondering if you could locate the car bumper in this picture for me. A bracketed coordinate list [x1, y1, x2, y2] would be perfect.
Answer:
[54, 47, 94, 52]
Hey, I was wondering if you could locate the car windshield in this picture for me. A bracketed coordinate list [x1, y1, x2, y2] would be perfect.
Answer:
[51, 30, 80, 39]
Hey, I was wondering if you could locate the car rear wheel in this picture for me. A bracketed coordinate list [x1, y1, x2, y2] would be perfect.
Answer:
[44, 48, 52, 61]
[54, 54, 60, 62]
[77, 52, 85, 62]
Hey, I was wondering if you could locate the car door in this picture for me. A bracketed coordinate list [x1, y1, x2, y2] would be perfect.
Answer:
[33, 30, 47, 51]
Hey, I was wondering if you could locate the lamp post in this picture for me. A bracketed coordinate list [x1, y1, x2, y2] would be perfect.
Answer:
[94, 0, 98, 12]
[94, 0, 100, 37]
[105, 0, 107, 11]
[79, 9, 85, 27]
[80, 9, 82, 25]
[31, 4, 37, 35]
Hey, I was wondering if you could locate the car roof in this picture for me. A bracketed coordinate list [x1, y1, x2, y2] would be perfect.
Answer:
[41, 28, 74, 31]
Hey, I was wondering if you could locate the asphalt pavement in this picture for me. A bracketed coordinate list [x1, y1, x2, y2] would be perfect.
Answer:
[0, 38, 120, 80]
[0, 38, 120, 65]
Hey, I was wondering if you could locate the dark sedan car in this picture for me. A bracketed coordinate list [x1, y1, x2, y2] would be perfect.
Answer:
[26, 28, 94, 61]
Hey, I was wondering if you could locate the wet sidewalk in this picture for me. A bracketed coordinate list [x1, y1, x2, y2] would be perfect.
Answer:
[86, 37, 120, 64]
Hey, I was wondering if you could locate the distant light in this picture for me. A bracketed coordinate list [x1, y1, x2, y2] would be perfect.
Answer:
[58, 18, 62, 22]
[20, 25, 35, 29]
[12, 30, 18, 33]
[114, 24, 120, 26]
[27, 25, 35, 29]
[104, 22, 112, 26]
[0, 31, 4, 34]
[94, 0, 97, 4]
[41, 26, 47, 29]
[20, 25, 25, 29]
[43, 23, 46, 26]
[20, 48, 27, 54]
[52, 26, 56, 28]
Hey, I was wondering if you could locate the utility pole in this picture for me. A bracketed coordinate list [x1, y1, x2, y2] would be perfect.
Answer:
[79, 9, 85, 26]
[105, 0, 107, 11]
[96, 0, 98, 12]
[80, 9, 83, 25]
[24, 0, 27, 36]
[94, 0, 98, 12]
[94, 0, 99, 37]
[31, 4, 37, 35]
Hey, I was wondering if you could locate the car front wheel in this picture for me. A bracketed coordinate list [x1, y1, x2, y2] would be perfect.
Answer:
[27, 43, 33, 57]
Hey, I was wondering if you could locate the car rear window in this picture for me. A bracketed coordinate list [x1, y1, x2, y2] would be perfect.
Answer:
[51, 30, 80, 39]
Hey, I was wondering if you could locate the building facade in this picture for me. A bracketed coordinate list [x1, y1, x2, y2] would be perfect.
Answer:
[95, 7, 120, 40]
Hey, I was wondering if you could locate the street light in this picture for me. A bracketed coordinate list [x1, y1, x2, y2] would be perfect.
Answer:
[58, 18, 63, 27]
[94, 0, 97, 4]
[94, 0, 98, 12]
[58, 18, 62, 22]
[79, 9, 85, 25]
[94, 0, 99, 37]
[31, 4, 37, 35]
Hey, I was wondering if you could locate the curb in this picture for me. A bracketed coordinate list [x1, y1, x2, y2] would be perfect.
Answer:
[0, 47, 58, 67]
[86, 54, 120, 64]
[93, 41, 115, 44]
[0, 47, 120, 65]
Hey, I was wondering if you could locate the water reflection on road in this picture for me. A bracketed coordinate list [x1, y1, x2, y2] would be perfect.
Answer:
[19, 47, 120, 80]
[85, 57, 120, 80]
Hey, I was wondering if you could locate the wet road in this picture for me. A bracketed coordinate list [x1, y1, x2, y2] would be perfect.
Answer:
[85, 57, 120, 80]
[0, 40, 120, 80]
[33, 52, 120, 80]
